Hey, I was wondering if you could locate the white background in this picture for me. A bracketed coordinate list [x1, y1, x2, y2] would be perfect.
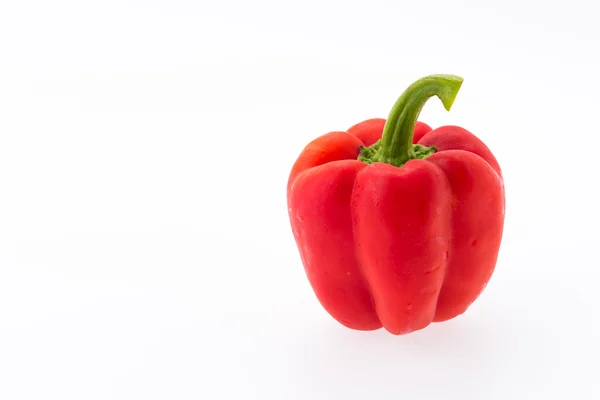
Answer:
[1, 1, 599, 399]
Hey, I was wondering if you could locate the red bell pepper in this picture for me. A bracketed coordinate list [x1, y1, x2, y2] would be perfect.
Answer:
[287, 75, 505, 335]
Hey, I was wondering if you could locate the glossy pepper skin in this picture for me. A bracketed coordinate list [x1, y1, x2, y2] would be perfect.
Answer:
[287, 75, 505, 335]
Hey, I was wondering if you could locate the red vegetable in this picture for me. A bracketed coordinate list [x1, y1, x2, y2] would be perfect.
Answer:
[287, 75, 505, 335]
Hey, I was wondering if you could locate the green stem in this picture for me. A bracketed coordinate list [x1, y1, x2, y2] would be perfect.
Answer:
[373, 74, 463, 167]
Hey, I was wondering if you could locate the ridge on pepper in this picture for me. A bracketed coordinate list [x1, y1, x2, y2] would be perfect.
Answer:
[287, 74, 505, 335]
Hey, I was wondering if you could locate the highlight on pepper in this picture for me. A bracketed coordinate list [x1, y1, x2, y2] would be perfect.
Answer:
[287, 74, 505, 335]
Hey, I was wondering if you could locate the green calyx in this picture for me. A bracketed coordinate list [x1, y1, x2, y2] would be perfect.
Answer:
[358, 142, 436, 165]
[358, 74, 464, 167]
